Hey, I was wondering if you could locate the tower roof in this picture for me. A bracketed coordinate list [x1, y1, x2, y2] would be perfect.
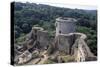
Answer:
[56, 17, 77, 23]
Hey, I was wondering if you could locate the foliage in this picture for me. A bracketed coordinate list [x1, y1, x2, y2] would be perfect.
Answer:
[43, 59, 56, 64]
[76, 26, 97, 55]
[15, 33, 26, 44]
[14, 2, 97, 56]
[60, 55, 75, 62]
[47, 44, 55, 55]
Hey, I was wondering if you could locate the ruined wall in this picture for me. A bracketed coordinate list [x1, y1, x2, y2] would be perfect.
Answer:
[14, 27, 51, 64]
[55, 33, 96, 61]
[14, 26, 96, 65]
[37, 30, 50, 49]
[25, 27, 50, 50]
[55, 33, 75, 54]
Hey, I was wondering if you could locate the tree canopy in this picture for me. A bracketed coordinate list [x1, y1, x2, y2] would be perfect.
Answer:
[13, 2, 97, 56]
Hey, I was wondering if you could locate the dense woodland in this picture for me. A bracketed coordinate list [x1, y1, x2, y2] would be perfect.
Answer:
[14, 2, 97, 55]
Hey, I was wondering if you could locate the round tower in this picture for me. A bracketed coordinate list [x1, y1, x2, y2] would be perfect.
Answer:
[55, 17, 77, 36]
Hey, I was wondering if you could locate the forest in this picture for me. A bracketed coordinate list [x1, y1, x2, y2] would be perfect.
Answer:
[14, 2, 97, 56]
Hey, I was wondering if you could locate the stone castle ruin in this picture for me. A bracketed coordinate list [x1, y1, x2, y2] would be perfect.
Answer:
[14, 17, 97, 65]
[55, 17, 96, 61]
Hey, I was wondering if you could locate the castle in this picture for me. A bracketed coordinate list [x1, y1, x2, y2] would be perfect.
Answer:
[14, 17, 96, 65]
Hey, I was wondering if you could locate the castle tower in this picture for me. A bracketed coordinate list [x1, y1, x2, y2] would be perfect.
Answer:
[55, 17, 77, 36]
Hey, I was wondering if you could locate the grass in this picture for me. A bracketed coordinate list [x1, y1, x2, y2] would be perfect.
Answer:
[43, 59, 56, 64]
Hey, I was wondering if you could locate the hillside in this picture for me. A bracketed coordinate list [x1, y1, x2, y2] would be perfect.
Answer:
[13, 2, 97, 56]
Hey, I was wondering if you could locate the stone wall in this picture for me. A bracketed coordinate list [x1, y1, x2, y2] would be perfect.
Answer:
[55, 33, 75, 54]
[25, 27, 50, 50]
[14, 27, 96, 65]
[55, 33, 96, 61]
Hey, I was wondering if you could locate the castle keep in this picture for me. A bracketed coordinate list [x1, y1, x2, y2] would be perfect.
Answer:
[55, 17, 77, 36]
[55, 17, 77, 55]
